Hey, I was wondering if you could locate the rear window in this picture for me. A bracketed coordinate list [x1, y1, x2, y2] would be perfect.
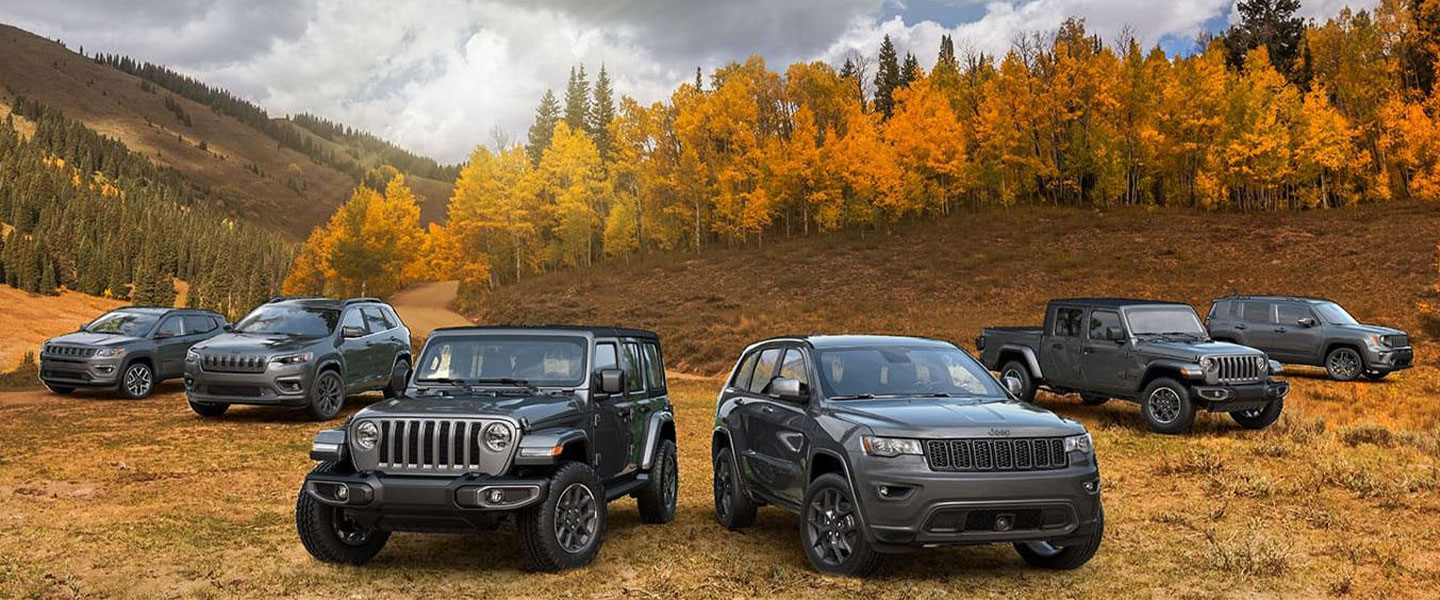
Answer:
[643, 343, 666, 392]
[1053, 308, 1083, 337]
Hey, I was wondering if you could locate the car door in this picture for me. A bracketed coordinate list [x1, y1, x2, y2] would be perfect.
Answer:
[590, 339, 636, 480]
[733, 346, 787, 498]
[152, 315, 190, 378]
[337, 308, 373, 390]
[1272, 301, 1324, 362]
[1237, 300, 1282, 355]
[743, 345, 811, 505]
[178, 315, 221, 376]
[361, 307, 398, 380]
[1082, 309, 1132, 393]
[638, 340, 668, 457]
[1045, 306, 1085, 386]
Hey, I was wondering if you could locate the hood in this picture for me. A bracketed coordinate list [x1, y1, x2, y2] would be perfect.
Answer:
[47, 331, 143, 347]
[192, 332, 324, 354]
[827, 397, 1085, 438]
[1332, 323, 1405, 337]
[1136, 339, 1262, 362]
[355, 392, 583, 428]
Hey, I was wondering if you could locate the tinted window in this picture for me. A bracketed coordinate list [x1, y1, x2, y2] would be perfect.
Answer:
[815, 346, 1005, 398]
[84, 311, 160, 336]
[415, 335, 588, 387]
[594, 342, 618, 371]
[362, 307, 389, 332]
[779, 348, 809, 387]
[1277, 303, 1311, 325]
[733, 352, 759, 389]
[748, 348, 782, 394]
[1241, 301, 1273, 324]
[341, 309, 368, 335]
[1088, 310, 1122, 339]
[156, 317, 183, 337]
[644, 343, 666, 392]
[623, 342, 644, 393]
[380, 306, 400, 329]
[183, 315, 217, 334]
[1054, 308, 1083, 337]
[234, 305, 340, 337]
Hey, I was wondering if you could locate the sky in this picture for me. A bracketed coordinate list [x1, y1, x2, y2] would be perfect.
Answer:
[0, 0, 1378, 164]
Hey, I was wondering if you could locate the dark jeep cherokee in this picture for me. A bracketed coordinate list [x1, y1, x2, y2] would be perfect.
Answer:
[40, 307, 228, 399]
[1207, 295, 1413, 381]
[297, 326, 678, 572]
[978, 298, 1289, 434]
[712, 335, 1102, 577]
[184, 297, 411, 420]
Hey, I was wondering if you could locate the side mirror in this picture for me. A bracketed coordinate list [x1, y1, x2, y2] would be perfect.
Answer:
[1297, 317, 1316, 328]
[596, 369, 625, 395]
[769, 377, 807, 402]
[1003, 375, 1025, 397]
[222, 323, 234, 332]
[1106, 326, 1126, 342]
[342, 325, 366, 339]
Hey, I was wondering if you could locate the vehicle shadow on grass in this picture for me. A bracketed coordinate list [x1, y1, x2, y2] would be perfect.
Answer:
[198, 392, 389, 424]
[1029, 393, 1266, 437]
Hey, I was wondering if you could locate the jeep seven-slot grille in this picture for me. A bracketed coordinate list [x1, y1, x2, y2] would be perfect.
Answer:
[374, 419, 497, 473]
[47, 345, 97, 358]
[201, 354, 268, 373]
[1212, 355, 1263, 384]
[924, 438, 1067, 472]
[1386, 334, 1410, 348]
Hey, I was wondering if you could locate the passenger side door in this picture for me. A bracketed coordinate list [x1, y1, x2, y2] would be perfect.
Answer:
[152, 316, 191, 378]
[732, 346, 788, 499]
[590, 340, 635, 480]
[337, 308, 373, 390]
[1081, 309, 1132, 393]
[743, 346, 811, 505]
[361, 307, 399, 380]
[1272, 302, 1323, 362]
[1045, 306, 1085, 386]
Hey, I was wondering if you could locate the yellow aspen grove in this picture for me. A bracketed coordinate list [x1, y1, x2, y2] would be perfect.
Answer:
[283, 175, 429, 298]
[883, 76, 967, 217]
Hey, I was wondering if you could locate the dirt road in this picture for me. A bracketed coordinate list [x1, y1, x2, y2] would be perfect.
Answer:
[387, 280, 471, 337]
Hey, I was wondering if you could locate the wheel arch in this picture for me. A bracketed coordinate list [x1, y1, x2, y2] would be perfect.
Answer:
[997, 345, 1043, 380]
[639, 411, 677, 470]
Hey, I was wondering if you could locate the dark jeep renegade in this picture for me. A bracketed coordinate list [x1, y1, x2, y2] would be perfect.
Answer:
[978, 299, 1289, 434]
[296, 326, 678, 572]
[1207, 295, 1413, 381]
[184, 297, 411, 420]
[40, 307, 228, 398]
[712, 335, 1102, 577]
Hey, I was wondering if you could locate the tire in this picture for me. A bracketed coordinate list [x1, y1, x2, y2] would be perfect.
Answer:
[800, 473, 884, 577]
[1080, 394, 1109, 406]
[304, 370, 345, 421]
[519, 461, 607, 572]
[1363, 371, 1390, 382]
[1140, 378, 1196, 434]
[712, 446, 756, 530]
[1000, 360, 1037, 403]
[636, 439, 678, 524]
[45, 384, 75, 395]
[187, 396, 230, 417]
[1230, 398, 1283, 430]
[381, 357, 410, 399]
[117, 361, 154, 399]
[1014, 505, 1104, 570]
[1325, 347, 1364, 381]
[296, 462, 389, 565]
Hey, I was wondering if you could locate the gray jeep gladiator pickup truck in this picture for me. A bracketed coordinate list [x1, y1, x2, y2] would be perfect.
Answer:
[977, 298, 1288, 434]
[40, 307, 228, 399]
[297, 326, 678, 572]
[1207, 295, 1413, 381]
[712, 335, 1102, 577]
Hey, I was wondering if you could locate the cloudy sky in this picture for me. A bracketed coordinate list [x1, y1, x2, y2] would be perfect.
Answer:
[0, 0, 1376, 164]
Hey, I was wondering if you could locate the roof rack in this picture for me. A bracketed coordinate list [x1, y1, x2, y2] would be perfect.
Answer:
[266, 295, 333, 304]
[343, 297, 384, 305]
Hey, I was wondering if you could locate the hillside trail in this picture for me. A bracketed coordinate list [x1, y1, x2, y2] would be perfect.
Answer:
[388, 281, 472, 337]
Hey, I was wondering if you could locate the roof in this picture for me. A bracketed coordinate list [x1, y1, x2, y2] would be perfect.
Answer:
[1212, 295, 1333, 304]
[1049, 298, 1189, 309]
[753, 334, 956, 350]
[265, 296, 386, 307]
[429, 324, 660, 339]
[116, 306, 220, 315]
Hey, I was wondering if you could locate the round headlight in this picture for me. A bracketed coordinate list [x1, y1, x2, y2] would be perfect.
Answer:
[1254, 355, 1267, 369]
[1199, 357, 1215, 372]
[483, 422, 514, 452]
[355, 421, 379, 450]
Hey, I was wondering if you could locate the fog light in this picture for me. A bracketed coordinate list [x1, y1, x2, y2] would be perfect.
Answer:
[488, 489, 505, 504]
[995, 514, 1014, 531]
[878, 485, 889, 497]
[335, 485, 349, 501]
[1082, 478, 1100, 493]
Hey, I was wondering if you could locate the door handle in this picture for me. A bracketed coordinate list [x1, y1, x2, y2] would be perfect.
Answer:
[617, 407, 633, 418]
[759, 405, 776, 415]
[1051, 343, 1064, 350]
[1273, 328, 1286, 333]
[1082, 347, 1093, 355]
[1235, 324, 1248, 330]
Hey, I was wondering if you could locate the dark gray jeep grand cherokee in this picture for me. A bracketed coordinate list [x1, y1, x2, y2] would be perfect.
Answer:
[297, 326, 678, 572]
[712, 335, 1102, 577]
[40, 307, 228, 398]
[184, 297, 411, 420]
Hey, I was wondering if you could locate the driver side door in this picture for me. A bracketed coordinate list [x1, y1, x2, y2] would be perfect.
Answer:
[337, 308, 373, 390]
[1081, 309, 1132, 393]
[152, 316, 189, 379]
[590, 340, 634, 480]
[740, 345, 810, 506]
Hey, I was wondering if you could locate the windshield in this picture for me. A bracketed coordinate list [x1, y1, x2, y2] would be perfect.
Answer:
[84, 311, 159, 336]
[1314, 302, 1358, 325]
[233, 305, 339, 337]
[1125, 306, 1206, 336]
[815, 346, 1005, 399]
[415, 335, 588, 388]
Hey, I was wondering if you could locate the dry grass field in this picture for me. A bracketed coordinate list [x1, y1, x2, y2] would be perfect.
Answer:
[0, 285, 121, 371]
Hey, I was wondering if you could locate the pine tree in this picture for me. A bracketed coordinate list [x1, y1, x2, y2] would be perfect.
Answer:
[563, 65, 590, 132]
[694, 67, 704, 92]
[526, 89, 561, 166]
[1224, 0, 1306, 84]
[901, 52, 921, 86]
[873, 35, 902, 117]
[589, 65, 616, 161]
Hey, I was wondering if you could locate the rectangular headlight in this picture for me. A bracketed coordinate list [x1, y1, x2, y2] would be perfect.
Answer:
[1064, 433, 1093, 454]
[862, 436, 924, 457]
[94, 348, 125, 358]
[273, 352, 313, 365]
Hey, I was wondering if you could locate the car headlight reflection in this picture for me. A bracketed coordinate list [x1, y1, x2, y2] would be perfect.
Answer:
[354, 421, 379, 450]
[1064, 433, 1094, 454]
[861, 436, 924, 457]
[483, 422, 514, 452]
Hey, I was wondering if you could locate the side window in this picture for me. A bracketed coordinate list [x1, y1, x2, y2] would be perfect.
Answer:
[381, 306, 400, 329]
[1241, 301, 1273, 324]
[1053, 308, 1083, 337]
[1088, 310, 1122, 339]
[778, 348, 809, 388]
[1277, 302, 1311, 326]
[594, 342, 618, 372]
[622, 342, 644, 393]
[183, 315, 216, 335]
[748, 348, 782, 394]
[643, 343, 666, 393]
[361, 307, 389, 332]
[341, 309, 368, 335]
[1225, 301, 1239, 318]
[157, 317, 183, 337]
[732, 352, 759, 389]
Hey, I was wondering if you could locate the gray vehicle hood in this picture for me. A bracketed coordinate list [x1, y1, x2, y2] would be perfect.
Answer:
[1332, 324, 1404, 337]
[1136, 339, 1263, 362]
[356, 392, 584, 429]
[47, 332, 143, 347]
[828, 397, 1085, 438]
[192, 333, 324, 354]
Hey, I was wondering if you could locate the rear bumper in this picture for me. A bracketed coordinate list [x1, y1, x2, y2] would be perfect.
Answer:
[184, 362, 314, 406]
[38, 355, 125, 387]
[1192, 380, 1288, 412]
[850, 452, 1102, 550]
[1365, 347, 1414, 372]
[302, 470, 549, 532]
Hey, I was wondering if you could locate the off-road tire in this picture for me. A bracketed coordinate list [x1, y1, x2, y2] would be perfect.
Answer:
[381, 357, 410, 399]
[1014, 505, 1104, 570]
[187, 396, 230, 417]
[1325, 347, 1364, 381]
[1000, 360, 1037, 403]
[304, 370, 345, 421]
[712, 447, 757, 530]
[800, 473, 884, 577]
[636, 439, 678, 524]
[295, 462, 390, 565]
[117, 361, 154, 399]
[1080, 393, 1109, 406]
[1140, 377, 1196, 434]
[519, 461, 607, 572]
[45, 384, 75, 395]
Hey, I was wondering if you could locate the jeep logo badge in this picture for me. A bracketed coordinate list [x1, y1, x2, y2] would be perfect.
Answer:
[988, 428, 1011, 437]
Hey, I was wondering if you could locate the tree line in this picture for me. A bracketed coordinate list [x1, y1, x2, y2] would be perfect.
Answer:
[0, 97, 292, 317]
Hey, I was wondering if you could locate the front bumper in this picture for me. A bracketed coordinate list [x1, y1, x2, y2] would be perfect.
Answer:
[1365, 346, 1414, 372]
[302, 470, 549, 532]
[849, 452, 1102, 550]
[1192, 380, 1289, 412]
[184, 361, 314, 406]
[38, 354, 125, 387]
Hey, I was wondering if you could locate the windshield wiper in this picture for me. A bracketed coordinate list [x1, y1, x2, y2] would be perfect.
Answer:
[829, 393, 877, 400]
[475, 377, 543, 393]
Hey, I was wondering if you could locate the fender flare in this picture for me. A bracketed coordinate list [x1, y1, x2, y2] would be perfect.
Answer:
[999, 344, 1044, 379]
[515, 427, 588, 466]
[640, 410, 676, 470]
[1144, 359, 1205, 382]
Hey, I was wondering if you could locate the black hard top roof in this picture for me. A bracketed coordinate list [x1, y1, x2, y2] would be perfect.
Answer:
[1049, 298, 1189, 309]
[430, 324, 660, 339]
[1213, 295, 1332, 304]
[753, 334, 956, 350]
[116, 306, 220, 315]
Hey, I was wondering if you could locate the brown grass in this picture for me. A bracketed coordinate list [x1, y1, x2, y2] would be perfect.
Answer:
[0, 284, 122, 372]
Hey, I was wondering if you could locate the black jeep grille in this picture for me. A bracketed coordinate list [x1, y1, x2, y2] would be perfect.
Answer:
[201, 354, 268, 373]
[375, 419, 494, 473]
[1212, 354, 1264, 384]
[1386, 334, 1410, 348]
[47, 345, 97, 358]
[924, 438, 1068, 472]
